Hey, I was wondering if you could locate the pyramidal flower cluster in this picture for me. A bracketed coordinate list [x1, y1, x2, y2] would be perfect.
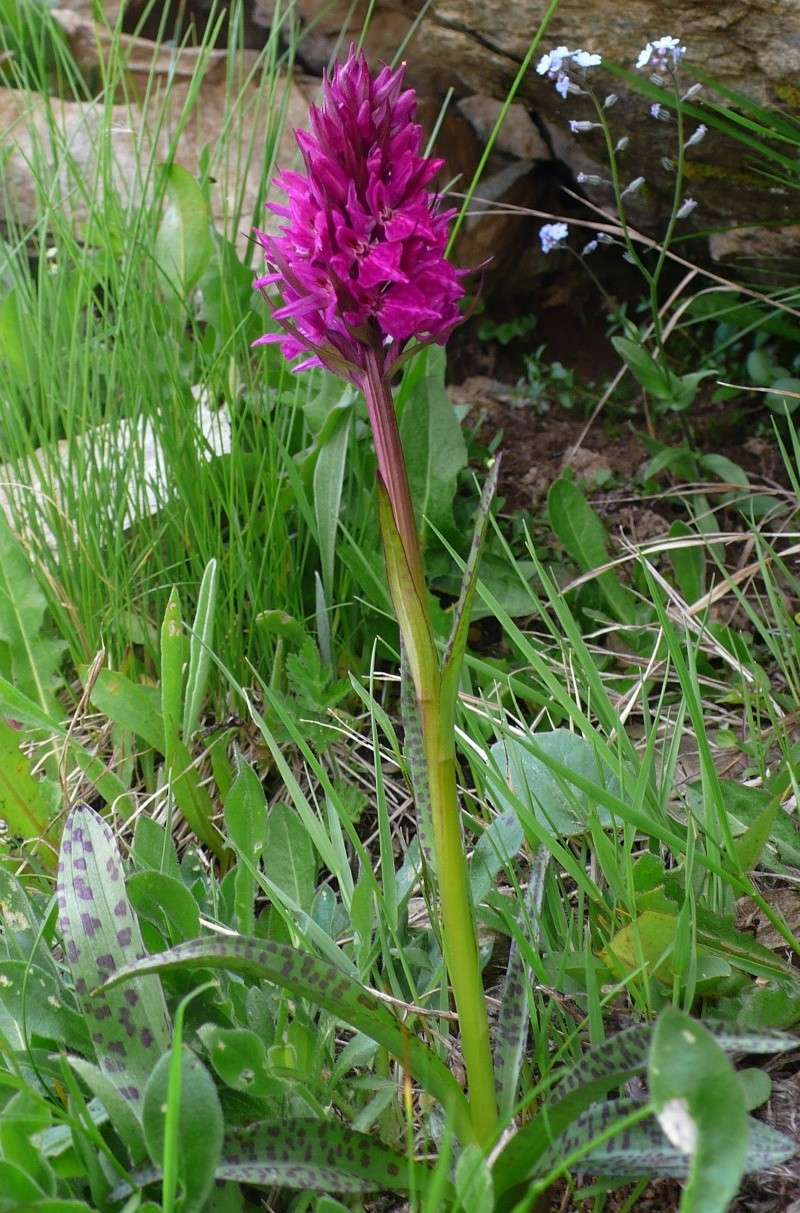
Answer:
[253, 47, 465, 388]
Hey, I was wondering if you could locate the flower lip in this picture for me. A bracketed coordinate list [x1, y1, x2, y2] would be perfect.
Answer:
[254, 44, 465, 384]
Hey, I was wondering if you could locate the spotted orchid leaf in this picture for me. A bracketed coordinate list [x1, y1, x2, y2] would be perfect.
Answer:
[112, 1117, 447, 1199]
[493, 1020, 796, 1194]
[56, 806, 170, 1119]
[99, 934, 473, 1143]
[531, 1098, 794, 1181]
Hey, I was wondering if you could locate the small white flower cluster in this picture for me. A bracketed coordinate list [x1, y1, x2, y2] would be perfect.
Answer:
[536, 45, 602, 99]
[636, 35, 686, 73]
[539, 222, 569, 254]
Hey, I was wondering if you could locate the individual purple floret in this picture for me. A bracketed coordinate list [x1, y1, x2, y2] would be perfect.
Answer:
[253, 46, 465, 388]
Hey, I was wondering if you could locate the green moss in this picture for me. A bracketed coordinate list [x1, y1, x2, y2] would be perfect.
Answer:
[775, 82, 800, 110]
[683, 160, 762, 189]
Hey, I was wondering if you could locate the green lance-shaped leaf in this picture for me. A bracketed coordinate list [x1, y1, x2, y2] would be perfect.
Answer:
[182, 557, 218, 740]
[0, 514, 64, 717]
[143, 1046, 223, 1213]
[399, 643, 435, 877]
[648, 1008, 748, 1213]
[399, 344, 468, 545]
[493, 846, 549, 1121]
[0, 719, 60, 861]
[532, 1098, 794, 1182]
[376, 479, 438, 703]
[56, 806, 171, 1118]
[114, 1117, 448, 1199]
[440, 457, 500, 737]
[547, 477, 639, 627]
[155, 163, 215, 298]
[100, 934, 474, 1143]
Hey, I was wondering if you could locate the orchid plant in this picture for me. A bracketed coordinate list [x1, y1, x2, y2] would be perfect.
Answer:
[253, 47, 498, 1145]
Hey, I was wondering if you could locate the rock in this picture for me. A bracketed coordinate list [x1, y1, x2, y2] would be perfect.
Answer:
[457, 95, 548, 161]
[2, 16, 312, 259]
[290, 0, 800, 238]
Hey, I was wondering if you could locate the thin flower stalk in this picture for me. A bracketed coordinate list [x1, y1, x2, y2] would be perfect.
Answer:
[254, 46, 498, 1146]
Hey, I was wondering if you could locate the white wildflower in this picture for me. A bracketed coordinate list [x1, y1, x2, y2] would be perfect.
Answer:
[684, 123, 707, 148]
[676, 197, 697, 218]
[555, 72, 571, 99]
[538, 45, 600, 97]
[569, 120, 600, 133]
[637, 35, 686, 72]
[537, 46, 570, 76]
[621, 176, 645, 196]
[573, 50, 602, 68]
[539, 222, 569, 254]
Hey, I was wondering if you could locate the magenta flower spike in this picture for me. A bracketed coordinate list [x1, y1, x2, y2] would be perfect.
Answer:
[254, 47, 464, 383]
[254, 48, 465, 570]
[254, 49, 499, 1147]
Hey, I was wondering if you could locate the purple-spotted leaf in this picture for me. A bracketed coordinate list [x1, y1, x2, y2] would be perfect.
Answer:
[99, 934, 473, 1143]
[56, 806, 170, 1118]
[113, 1117, 446, 1198]
[493, 1020, 796, 1195]
[66, 1056, 146, 1161]
[531, 1097, 794, 1182]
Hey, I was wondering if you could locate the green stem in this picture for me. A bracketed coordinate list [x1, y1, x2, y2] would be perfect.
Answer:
[368, 363, 498, 1146]
[419, 689, 498, 1146]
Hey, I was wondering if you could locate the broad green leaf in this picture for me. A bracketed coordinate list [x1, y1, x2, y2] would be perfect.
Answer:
[100, 935, 474, 1142]
[440, 458, 499, 736]
[0, 720, 60, 859]
[126, 871, 200, 944]
[699, 453, 749, 488]
[455, 1143, 494, 1213]
[155, 163, 214, 297]
[0, 674, 129, 812]
[313, 394, 354, 594]
[649, 1008, 748, 1211]
[198, 1024, 278, 1098]
[182, 558, 218, 739]
[376, 479, 438, 702]
[766, 375, 800, 416]
[264, 802, 318, 913]
[612, 337, 676, 401]
[399, 345, 467, 542]
[0, 960, 85, 1051]
[490, 728, 618, 838]
[223, 753, 268, 934]
[143, 1046, 223, 1213]
[0, 1159, 44, 1208]
[89, 670, 164, 752]
[0, 514, 63, 716]
[548, 479, 638, 625]
[667, 521, 704, 604]
[66, 1055, 146, 1161]
[470, 809, 524, 905]
[56, 806, 171, 1117]
[160, 586, 186, 761]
